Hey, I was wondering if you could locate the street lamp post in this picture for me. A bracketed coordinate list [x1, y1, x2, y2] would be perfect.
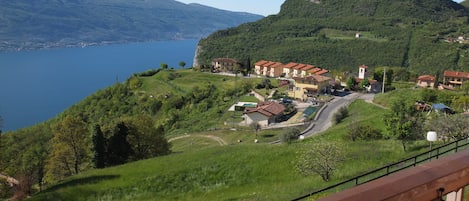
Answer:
[427, 131, 437, 159]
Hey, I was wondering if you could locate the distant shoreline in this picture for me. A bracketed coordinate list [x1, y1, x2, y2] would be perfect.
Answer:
[0, 38, 201, 53]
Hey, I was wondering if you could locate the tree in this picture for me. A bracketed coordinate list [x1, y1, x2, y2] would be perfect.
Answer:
[373, 68, 393, 87]
[346, 76, 356, 90]
[125, 115, 171, 160]
[91, 125, 106, 169]
[280, 128, 301, 144]
[296, 141, 345, 181]
[425, 114, 469, 142]
[48, 116, 89, 178]
[461, 81, 469, 95]
[160, 63, 169, 70]
[106, 122, 133, 166]
[0, 115, 3, 134]
[359, 79, 370, 92]
[433, 71, 440, 89]
[384, 97, 423, 151]
[452, 95, 469, 112]
[178, 61, 186, 69]
[420, 88, 437, 103]
[250, 122, 261, 138]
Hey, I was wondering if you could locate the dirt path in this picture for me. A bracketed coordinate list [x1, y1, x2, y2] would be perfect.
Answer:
[168, 135, 228, 146]
[0, 173, 19, 186]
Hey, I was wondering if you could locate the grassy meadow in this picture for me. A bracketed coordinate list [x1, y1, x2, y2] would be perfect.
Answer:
[27, 89, 437, 201]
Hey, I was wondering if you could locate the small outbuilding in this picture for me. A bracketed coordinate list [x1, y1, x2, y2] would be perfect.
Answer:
[243, 101, 286, 127]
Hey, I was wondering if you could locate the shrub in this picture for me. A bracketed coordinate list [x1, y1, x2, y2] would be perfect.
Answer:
[333, 106, 349, 124]
[138, 69, 160, 77]
[348, 122, 383, 141]
[280, 128, 301, 144]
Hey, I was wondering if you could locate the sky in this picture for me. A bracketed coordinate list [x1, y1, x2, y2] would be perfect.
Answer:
[177, 0, 465, 16]
[176, 0, 286, 16]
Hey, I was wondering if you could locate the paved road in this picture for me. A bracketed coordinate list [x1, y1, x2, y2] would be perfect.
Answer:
[303, 92, 372, 137]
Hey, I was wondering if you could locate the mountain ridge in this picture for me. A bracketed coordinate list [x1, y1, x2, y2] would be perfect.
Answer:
[0, 0, 263, 51]
[195, 0, 469, 74]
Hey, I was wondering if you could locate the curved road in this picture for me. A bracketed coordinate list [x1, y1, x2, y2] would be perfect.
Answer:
[303, 92, 375, 137]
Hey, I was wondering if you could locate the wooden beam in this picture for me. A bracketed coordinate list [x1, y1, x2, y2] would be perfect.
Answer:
[317, 149, 469, 201]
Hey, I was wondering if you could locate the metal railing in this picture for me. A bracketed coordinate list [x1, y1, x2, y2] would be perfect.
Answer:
[291, 138, 469, 201]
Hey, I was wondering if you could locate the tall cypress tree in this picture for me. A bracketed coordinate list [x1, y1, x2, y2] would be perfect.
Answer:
[106, 122, 132, 166]
[91, 124, 105, 169]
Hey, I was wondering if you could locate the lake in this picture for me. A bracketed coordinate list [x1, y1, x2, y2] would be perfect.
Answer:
[0, 40, 198, 132]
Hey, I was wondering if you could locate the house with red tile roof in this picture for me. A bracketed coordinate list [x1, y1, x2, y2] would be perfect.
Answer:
[283, 62, 299, 77]
[292, 64, 307, 77]
[261, 61, 276, 76]
[308, 67, 322, 75]
[443, 70, 469, 87]
[243, 101, 286, 127]
[254, 60, 286, 77]
[315, 69, 329, 76]
[254, 60, 269, 75]
[268, 62, 285, 77]
[212, 58, 240, 72]
[417, 75, 436, 88]
[300, 65, 315, 77]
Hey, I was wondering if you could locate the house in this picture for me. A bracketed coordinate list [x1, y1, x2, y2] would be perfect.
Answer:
[292, 64, 307, 77]
[417, 75, 436, 88]
[367, 80, 383, 93]
[212, 58, 240, 72]
[443, 70, 469, 88]
[308, 67, 322, 75]
[355, 32, 362, 38]
[243, 101, 286, 127]
[254, 60, 285, 77]
[283, 62, 299, 78]
[289, 74, 332, 100]
[254, 60, 269, 75]
[300, 65, 314, 77]
[268, 62, 285, 77]
[315, 69, 329, 76]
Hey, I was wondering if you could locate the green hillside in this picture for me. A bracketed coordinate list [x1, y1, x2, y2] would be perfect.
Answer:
[195, 0, 469, 74]
[2, 68, 468, 200]
[25, 100, 429, 201]
[0, 0, 263, 51]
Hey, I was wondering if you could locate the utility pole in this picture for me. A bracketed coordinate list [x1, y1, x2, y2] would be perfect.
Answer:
[382, 67, 386, 94]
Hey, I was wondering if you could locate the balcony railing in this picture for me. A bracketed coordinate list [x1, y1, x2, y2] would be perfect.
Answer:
[291, 138, 469, 201]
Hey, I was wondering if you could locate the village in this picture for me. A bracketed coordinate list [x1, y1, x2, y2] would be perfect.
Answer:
[211, 58, 469, 130]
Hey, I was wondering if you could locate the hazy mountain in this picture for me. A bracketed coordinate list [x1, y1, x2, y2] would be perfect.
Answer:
[0, 0, 263, 51]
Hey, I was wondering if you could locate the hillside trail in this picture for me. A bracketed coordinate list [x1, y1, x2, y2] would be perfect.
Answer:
[168, 134, 228, 146]
[0, 173, 19, 186]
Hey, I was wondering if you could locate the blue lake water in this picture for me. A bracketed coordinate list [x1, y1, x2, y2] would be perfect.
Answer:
[0, 40, 198, 131]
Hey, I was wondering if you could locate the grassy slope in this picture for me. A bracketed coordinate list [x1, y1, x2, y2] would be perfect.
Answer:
[28, 95, 433, 201]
